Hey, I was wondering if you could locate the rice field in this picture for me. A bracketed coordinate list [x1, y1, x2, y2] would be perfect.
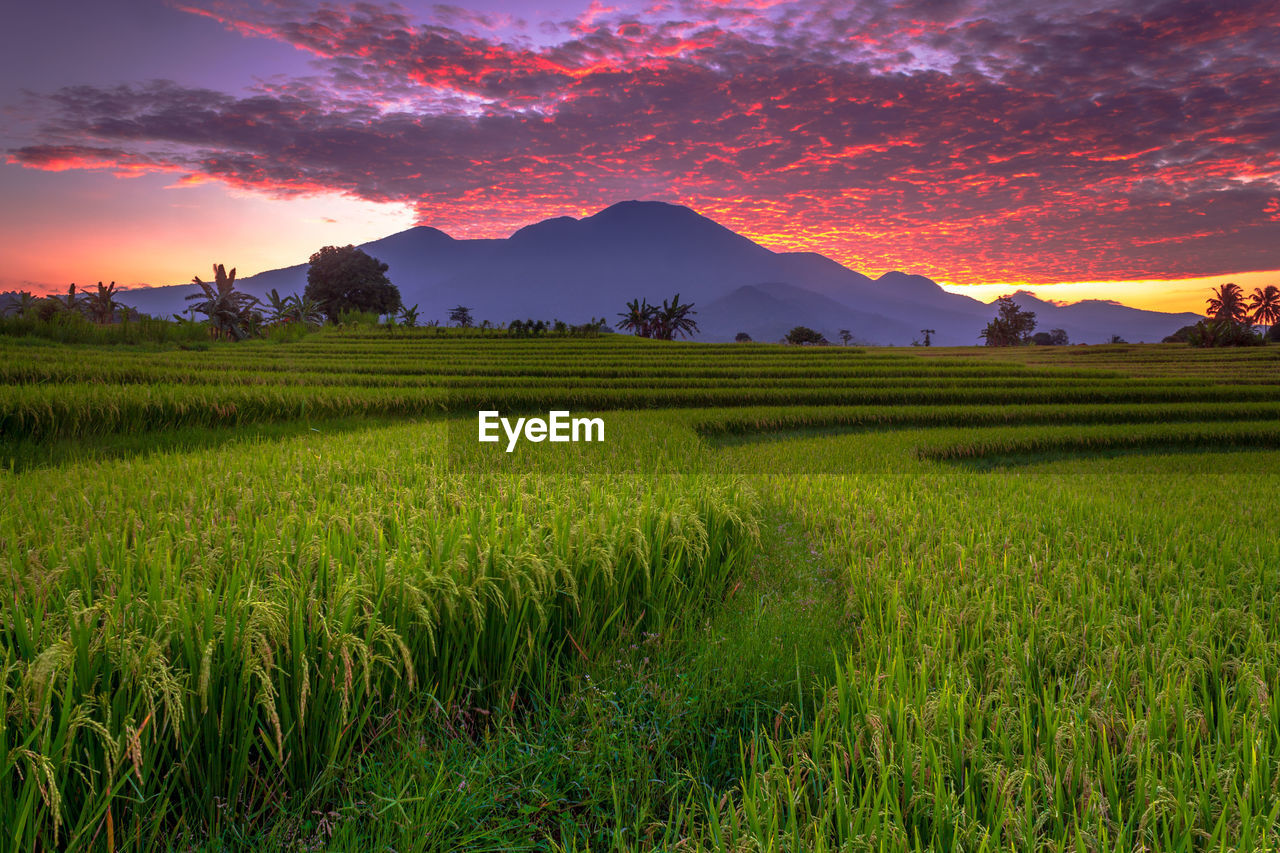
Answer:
[0, 331, 1277, 851]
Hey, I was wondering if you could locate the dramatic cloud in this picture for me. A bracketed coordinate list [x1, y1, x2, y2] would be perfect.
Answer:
[10, 0, 1280, 282]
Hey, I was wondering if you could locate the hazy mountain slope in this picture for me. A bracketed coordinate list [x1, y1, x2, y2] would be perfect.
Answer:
[701, 283, 920, 344]
[1009, 291, 1202, 344]
[420, 202, 842, 322]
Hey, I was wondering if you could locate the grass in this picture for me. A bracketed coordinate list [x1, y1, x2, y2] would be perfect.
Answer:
[0, 415, 404, 472]
[1, 335, 1278, 850]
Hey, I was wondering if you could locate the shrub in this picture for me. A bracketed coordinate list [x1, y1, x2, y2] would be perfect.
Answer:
[784, 326, 827, 345]
[1186, 319, 1263, 347]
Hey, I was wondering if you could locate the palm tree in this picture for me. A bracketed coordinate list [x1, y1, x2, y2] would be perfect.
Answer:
[185, 263, 261, 340]
[920, 328, 936, 347]
[399, 303, 420, 328]
[1247, 284, 1280, 332]
[1206, 283, 1248, 324]
[83, 281, 121, 324]
[617, 298, 657, 337]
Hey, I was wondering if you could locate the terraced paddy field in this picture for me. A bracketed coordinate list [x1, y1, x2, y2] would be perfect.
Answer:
[1, 333, 1278, 851]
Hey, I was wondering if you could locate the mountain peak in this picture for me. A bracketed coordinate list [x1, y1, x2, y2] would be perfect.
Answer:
[875, 270, 946, 301]
[363, 224, 455, 253]
[509, 215, 579, 243]
[582, 200, 764, 250]
[589, 199, 700, 220]
[1004, 289, 1050, 306]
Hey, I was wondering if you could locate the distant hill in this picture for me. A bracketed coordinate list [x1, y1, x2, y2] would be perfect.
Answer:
[701, 283, 919, 344]
[112, 201, 1203, 344]
[1006, 291, 1202, 344]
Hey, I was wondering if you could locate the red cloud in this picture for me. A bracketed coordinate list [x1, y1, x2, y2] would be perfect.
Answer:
[9, 0, 1280, 283]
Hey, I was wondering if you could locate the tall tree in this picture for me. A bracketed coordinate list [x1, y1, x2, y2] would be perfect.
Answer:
[448, 305, 474, 327]
[304, 245, 400, 322]
[1206, 282, 1248, 324]
[186, 263, 261, 341]
[1247, 284, 1280, 331]
[919, 328, 935, 347]
[979, 296, 1036, 346]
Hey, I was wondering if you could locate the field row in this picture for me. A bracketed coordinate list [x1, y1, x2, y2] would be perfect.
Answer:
[912, 419, 1280, 460]
[7, 361, 1250, 389]
[1, 346, 1121, 381]
[6, 382, 1280, 444]
[932, 341, 1280, 376]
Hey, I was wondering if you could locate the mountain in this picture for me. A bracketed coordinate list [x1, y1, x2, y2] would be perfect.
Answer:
[702, 283, 920, 343]
[114, 201, 1202, 344]
[1007, 291, 1201, 344]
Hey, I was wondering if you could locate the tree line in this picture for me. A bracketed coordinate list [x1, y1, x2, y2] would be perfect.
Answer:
[976, 283, 1280, 347]
[1164, 283, 1280, 347]
[1, 244, 702, 343]
[2, 282, 130, 324]
[12, 243, 1272, 348]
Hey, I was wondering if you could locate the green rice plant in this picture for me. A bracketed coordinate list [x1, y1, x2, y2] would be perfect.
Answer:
[646, 433, 1280, 852]
[913, 419, 1280, 461]
[690, 401, 1280, 437]
[0, 420, 758, 849]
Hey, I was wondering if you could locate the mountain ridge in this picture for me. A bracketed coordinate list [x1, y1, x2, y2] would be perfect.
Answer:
[110, 201, 1202, 344]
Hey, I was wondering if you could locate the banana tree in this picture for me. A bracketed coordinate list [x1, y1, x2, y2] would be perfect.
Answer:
[287, 294, 326, 327]
[83, 281, 121, 324]
[400, 303, 420, 328]
[617, 298, 657, 337]
[263, 288, 297, 324]
[185, 264, 261, 340]
[2, 291, 40, 318]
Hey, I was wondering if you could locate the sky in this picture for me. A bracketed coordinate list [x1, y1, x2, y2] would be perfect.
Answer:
[1, 0, 1278, 312]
